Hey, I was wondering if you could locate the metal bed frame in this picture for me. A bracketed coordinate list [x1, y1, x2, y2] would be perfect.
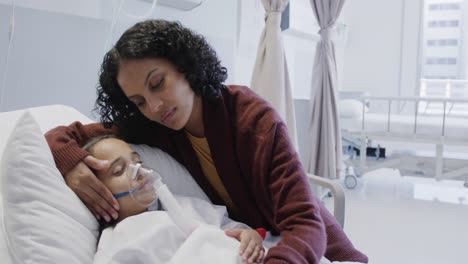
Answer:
[341, 95, 468, 189]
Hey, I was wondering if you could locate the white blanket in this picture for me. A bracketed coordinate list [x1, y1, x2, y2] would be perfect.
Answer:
[92, 196, 362, 264]
[93, 196, 246, 264]
[94, 211, 241, 264]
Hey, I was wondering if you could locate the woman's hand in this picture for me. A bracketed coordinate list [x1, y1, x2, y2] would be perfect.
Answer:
[64, 155, 119, 222]
[225, 228, 265, 264]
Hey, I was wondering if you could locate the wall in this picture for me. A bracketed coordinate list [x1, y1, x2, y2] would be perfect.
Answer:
[0, 0, 237, 118]
[0, 3, 110, 118]
[0, 0, 323, 118]
[400, 0, 424, 97]
[1, 0, 427, 116]
[341, 0, 423, 98]
[235, 0, 422, 102]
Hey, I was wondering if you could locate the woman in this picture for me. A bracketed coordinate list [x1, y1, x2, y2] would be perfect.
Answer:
[46, 20, 367, 264]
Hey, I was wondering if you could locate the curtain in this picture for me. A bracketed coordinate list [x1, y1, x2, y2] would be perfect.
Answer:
[251, 0, 298, 149]
[305, 0, 345, 179]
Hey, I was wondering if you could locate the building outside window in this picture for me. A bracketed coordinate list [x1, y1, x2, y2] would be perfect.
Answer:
[429, 2, 461, 10]
[420, 0, 468, 115]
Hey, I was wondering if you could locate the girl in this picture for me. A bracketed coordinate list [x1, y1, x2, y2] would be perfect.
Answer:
[83, 135, 264, 263]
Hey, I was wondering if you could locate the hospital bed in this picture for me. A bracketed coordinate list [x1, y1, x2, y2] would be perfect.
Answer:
[0, 104, 346, 263]
[339, 91, 468, 189]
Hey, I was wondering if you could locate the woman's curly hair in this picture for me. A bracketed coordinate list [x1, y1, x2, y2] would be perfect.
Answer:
[96, 19, 228, 129]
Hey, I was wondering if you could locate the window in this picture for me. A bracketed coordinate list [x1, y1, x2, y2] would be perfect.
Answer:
[427, 20, 460, 27]
[429, 3, 461, 10]
[425, 75, 457, 79]
[420, 1, 468, 115]
[447, 57, 457, 64]
[428, 21, 437, 27]
[426, 39, 458, 46]
[449, 20, 460, 26]
[425, 57, 457, 65]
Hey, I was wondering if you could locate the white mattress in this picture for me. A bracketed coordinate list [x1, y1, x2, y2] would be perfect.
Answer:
[341, 113, 468, 140]
[0, 105, 93, 263]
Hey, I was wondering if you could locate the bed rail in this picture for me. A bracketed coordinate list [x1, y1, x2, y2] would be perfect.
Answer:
[307, 174, 345, 228]
[348, 95, 468, 184]
[359, 96, 468, 137]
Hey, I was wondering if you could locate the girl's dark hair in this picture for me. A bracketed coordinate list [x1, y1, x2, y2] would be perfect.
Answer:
[95, 19, 228, 129]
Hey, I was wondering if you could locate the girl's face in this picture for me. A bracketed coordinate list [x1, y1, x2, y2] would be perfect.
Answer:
[117, 58, 197, 131]
[91, 138, 149, 218]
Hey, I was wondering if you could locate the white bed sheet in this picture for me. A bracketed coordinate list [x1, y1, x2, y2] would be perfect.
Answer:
[0, 105, 93, 264]
[95, 210, 362, 264]
[341, 113, 468, 140]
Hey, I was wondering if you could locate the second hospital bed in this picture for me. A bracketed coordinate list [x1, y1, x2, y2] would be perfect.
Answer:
[338, 91, 468, 189]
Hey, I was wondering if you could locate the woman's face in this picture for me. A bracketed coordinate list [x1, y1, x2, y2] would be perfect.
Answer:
[91, 138, 150, 217]
[117, 58, 196, 130]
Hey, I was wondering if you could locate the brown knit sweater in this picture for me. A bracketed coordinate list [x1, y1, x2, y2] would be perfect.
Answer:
[45, 85, 368, 264]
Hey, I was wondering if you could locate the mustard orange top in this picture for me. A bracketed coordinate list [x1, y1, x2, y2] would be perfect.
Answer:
[185, 131, 238, 214]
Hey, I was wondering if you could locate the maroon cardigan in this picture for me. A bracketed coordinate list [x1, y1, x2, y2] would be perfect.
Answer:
[46, 85, 368, 264]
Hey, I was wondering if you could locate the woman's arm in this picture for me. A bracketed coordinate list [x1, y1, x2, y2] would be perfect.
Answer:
[45, 122, 119, 221]
[227, 86, 326, 263]
[249, 121, 368, 263]
[259, 122, 326, 264]
[45, 121, 117, 175]
[229, 85, 367, 263]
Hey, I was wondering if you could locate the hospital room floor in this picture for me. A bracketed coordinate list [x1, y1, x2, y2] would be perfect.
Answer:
[323, 169, 468, 264]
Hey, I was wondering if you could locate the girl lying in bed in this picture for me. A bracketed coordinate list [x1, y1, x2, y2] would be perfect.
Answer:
[82, 135, 265, 264]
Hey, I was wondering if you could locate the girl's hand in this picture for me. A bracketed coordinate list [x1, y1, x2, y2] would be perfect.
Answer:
[225, 228, 265, 264]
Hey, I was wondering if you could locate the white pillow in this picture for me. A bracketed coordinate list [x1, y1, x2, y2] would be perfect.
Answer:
[338, 99, 365, 119]
[130, 144, 210, 202]
[0, 195, 13, 264]
[0, 112, 99, 264]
